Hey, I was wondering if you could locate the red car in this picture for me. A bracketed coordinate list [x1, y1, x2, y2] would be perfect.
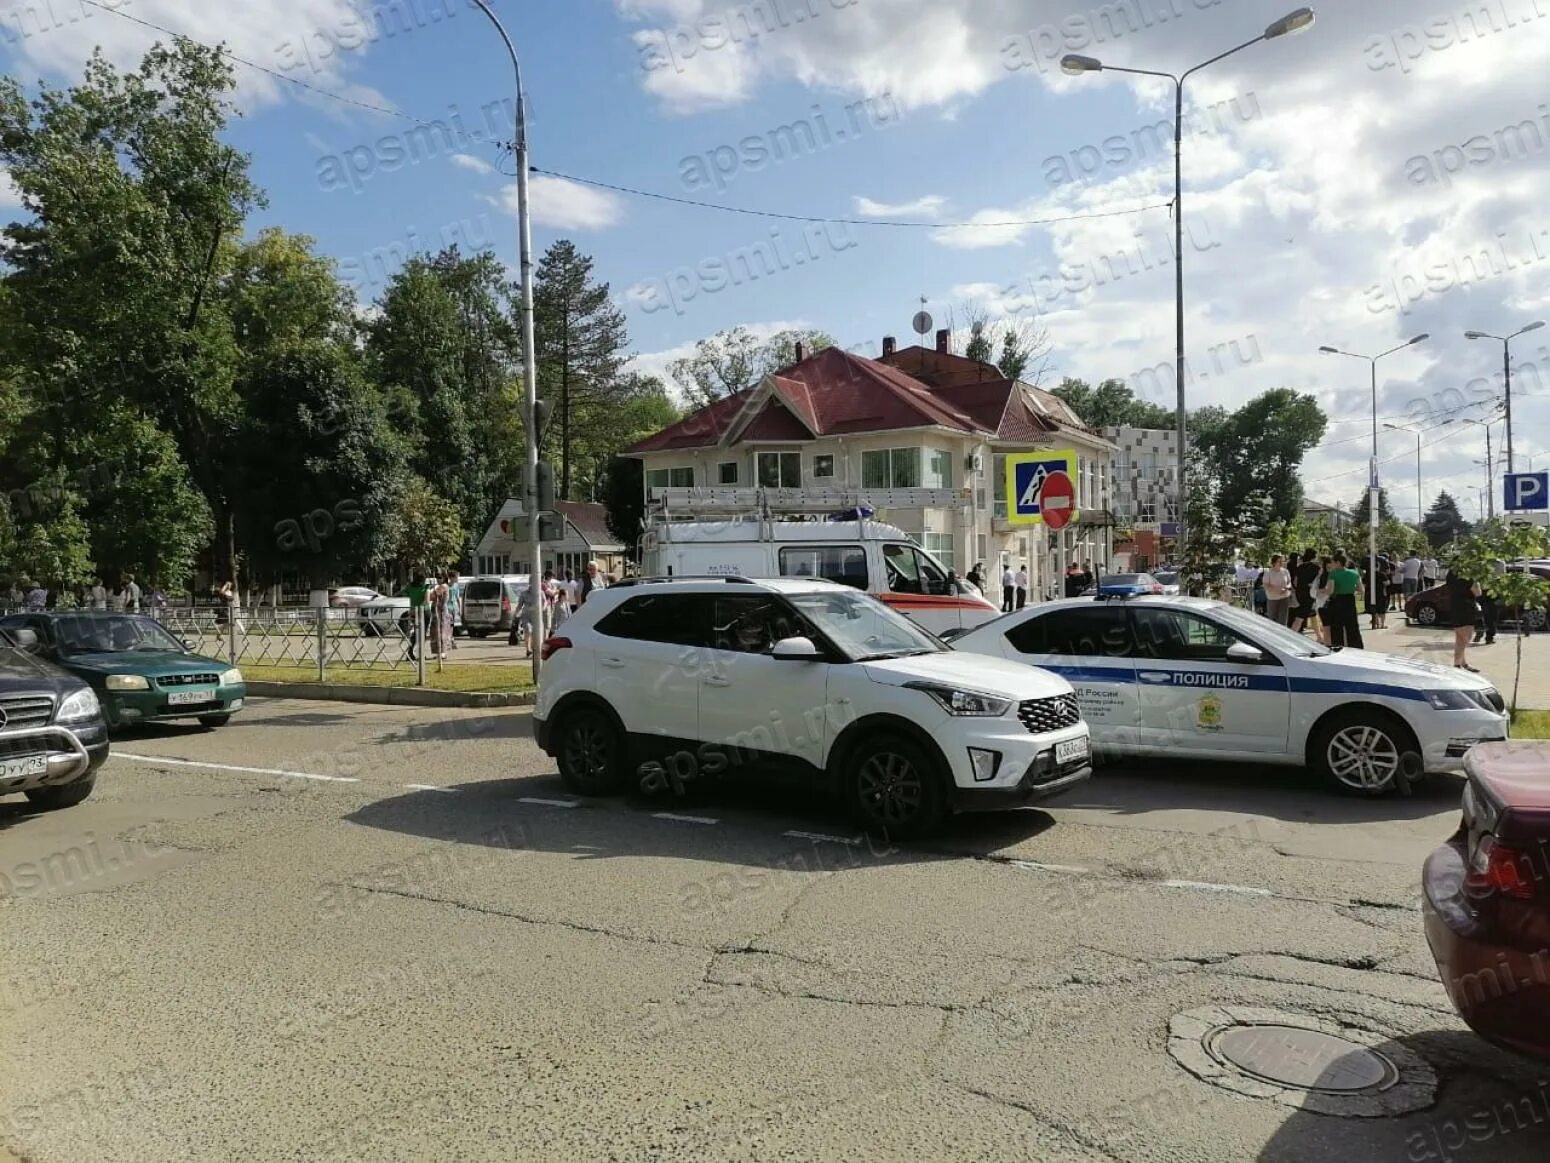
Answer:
[1406, 563, 1550, 629]
[1423, 742, 1550, 1059]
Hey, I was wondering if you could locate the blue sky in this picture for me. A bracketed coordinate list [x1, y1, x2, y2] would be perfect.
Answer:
[4, 0, 1549, 519]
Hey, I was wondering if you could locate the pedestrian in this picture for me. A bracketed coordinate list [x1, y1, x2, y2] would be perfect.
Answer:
[428, 573, 452, 659]
[1366, 558, 1389, 631]
[1401, 552, 1423, 599]
[1251, 568, 1267, 616]
[215, 579, 235, 625]
[124, 573, 142, 612]
[1474, 558, 1504, 646]
[88, 576, 108, 610]
[581, 560, 606, 606]
[402, 575, 430, 661]
[445, 569, 461, 650]
[549, 573, 572, 635]
[22, 578, 47, 611]
[1313, 556, 1334, 646]
[1325, 553, 1364, 650]
[1263, 554, 1293, 625]
[1000, 563, 1015, 612]
[509, 574, 542, 654]
[1289, 549, 1321, 634]
[563, 570, 579, 612]
[1387, 560, 1404, 612]
[5, 581, 21, 608]
[1015, 563, 1029, 609]
[966, 563, 984, 593]
[1423, 556, 1440, 589]
[1448, 566, 1482, 671]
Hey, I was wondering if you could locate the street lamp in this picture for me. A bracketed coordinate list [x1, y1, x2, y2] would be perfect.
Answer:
[1464, 320, 1545, 474]
[1319, 334, 1428, 612]
[1382, 421, 1424, 525]
[469, 0, 543, 682]
[1061, 7, 1314, 561]
[1448, 413, 1505, 520]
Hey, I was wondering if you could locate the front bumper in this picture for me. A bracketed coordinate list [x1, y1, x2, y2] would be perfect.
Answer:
[1422, 839, 1550, 1060]
[1416, 710, 1510, 772]
[106, 684, 246, 727]
[0, 722, 106, 795]
[935, 715, 1093, 803]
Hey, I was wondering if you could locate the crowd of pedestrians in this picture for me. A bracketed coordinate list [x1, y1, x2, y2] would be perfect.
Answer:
[509, 561, 609, 657]
[5, 574, 161, 612]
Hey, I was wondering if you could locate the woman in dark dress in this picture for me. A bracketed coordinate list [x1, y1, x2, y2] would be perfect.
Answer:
[1447, 567, 1481, 671]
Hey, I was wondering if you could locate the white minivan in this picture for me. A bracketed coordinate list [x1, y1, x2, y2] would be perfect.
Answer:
[640, 520, 998, 637]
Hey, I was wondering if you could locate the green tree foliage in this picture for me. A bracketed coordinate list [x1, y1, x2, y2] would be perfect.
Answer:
[1350, 486, 1397, 529]
[1049, 378, 1173, 429]
[601, 457, 645, 556]
[1194, 389, 1327, 536]
[382, 476, 466, 578]
[667, 325, 834, 406]
[1448, 519, 1550, 712]
[1422, 490, 1472, 548]
[964, 319, 992, 365]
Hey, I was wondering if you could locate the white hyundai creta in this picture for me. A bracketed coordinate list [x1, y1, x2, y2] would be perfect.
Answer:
[530, 577, 1092, 838]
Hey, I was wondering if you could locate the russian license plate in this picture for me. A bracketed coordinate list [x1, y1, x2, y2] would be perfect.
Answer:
[1054, 738, 1089, 765]
[166, 688, 214, 707]
[0, 754, 46, 779]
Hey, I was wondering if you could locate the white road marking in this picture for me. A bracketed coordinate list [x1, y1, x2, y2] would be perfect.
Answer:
[1160, 879, 1272, 897]
[114, 753, 358, 783]
[405, 784, 457, 794]
[784, 830, 862, 846]
[1011, 860, 1089, 875]
[652, 812, 719, 825]
[519, 796, 579, 808]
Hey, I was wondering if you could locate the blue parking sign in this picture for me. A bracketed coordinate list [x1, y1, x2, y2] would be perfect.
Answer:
[1506, 472, 1550, 512]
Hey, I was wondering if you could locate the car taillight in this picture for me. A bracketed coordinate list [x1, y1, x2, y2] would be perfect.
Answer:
[1465, 835, 1536, 900]
[501, 594, 511, 612]
[540, 636, 571, 661]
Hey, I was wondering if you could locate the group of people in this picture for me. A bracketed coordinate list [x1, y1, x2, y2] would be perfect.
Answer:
[6, 575, 158, 612]
[509, 562, 609, 657]
[962, 561, 1099, 612]
[403, 570, 461, 662]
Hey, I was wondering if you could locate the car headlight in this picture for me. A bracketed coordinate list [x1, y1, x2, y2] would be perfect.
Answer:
[56, 687, 101, 723]
[905, 682, 1014, 716]
[105, 674, 151, 691]
[221, 667, 243, 686]
[1425, 689, 1474, 710]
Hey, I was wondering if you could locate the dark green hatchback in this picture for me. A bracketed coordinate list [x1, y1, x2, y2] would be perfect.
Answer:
[0, 612, 246, 730]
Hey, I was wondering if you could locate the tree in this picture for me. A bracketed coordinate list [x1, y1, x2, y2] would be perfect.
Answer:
[953, 302, 1051, 384]
[1177, 448, 1235, 594]
[1422, 490, 1472, 548]
[1194, 389, 1327, 537]
[600, 457, 645, 557]
[1051, 377, 1173, 430]
[1259, 514, 1334, 561]
[1350, 486, 1397, 530]
[381, 475, 465, 580]
[1448, 519, 1550, 713]
[667, 325, 834, 407]
[964, 319, 992, 364]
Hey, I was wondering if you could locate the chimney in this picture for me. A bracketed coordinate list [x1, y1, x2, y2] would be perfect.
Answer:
[936, 328, 949, 354]
[882, 335, 896, 357]
[794, 341, 804, 363]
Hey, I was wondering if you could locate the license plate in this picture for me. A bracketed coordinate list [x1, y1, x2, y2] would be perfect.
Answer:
[1055, 738, 1089, 765]
[0, 754, 46, 779]
[166, 688, 214, 706]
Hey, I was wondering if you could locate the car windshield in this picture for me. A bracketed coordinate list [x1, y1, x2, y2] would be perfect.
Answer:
[466, 581, 502, 600]
[1104, 574, 1150, 586]
[53, 614, 187, 656]
[783, 589, 945, 661]
[1210, 604, 1330, 657]
[1154, 572, 1179, 585]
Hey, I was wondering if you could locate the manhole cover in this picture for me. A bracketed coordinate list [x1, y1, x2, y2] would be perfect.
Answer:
[1209, 1024, 1398, 1093]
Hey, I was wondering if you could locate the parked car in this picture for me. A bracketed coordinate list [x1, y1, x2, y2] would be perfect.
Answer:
[1093, 573, 1165, 597]
[329, 586, 382, 610]
[0, 630, 109, 809]
[951, 595, 1509, 795]
[1423, 741, 1550, 1060]
[1152, 570, 1182, 597]
[0, 612, 245, 730]
[359, 591, 414, 637]
[461, 576, 528, 636]
[1406, 564, 1550, 629]
[531, 576, 1092, 838]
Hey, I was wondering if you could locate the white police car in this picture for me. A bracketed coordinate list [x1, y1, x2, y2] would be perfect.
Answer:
[530, 577, 1092, 837]
[951, 596, 1509, 795]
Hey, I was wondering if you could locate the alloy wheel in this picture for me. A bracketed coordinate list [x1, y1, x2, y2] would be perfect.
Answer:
[562, 715, 612, 784]
[857, 750, 924, 825]
[1326, 725, 1400, 792]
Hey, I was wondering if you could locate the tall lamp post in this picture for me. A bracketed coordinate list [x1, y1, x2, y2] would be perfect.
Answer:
[1464, 320, 1545, 474]
[1062, 8, 1314, 563]
[470, 0, 543, 682]
[1318, 334, 1429, 612]
[1382, 421, 1425, 526]
[1448, 414, 1504, 520]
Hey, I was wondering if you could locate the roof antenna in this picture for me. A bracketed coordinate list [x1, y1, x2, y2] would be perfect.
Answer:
[912, 297, 932, 373]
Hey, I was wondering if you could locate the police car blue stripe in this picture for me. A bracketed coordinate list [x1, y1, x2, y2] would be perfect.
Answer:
[1288, 677, 1429, 702]
[1035, 664, 1138, 683]
[1032, 662, 1430, 703]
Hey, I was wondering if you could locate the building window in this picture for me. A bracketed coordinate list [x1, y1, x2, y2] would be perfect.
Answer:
[812, 454, 835, 479]
[925, 449, 952, 489]
[862, 448, 920, 489]
[757, 451, 801, 488]
[923, 532, 955, 570]
[648, 467, 694, 489]
[977, 534, 987, 562]
[718, 461, 739, 485]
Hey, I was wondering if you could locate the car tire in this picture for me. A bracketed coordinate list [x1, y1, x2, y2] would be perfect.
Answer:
[198, 714, 231, 728]
[361, 622, 380, 638]
[555, 705, 625, 796]
[1523, 608, 1548, 631]
[845, 731, 948, 840]
[1413, 603, 1439, 626]
[1311, 710, 1419, 796]
[25, 774, 96, 810]
[472, 630, 491, 639]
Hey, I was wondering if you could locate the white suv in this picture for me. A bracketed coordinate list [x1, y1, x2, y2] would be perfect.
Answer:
[530, 577, 1092, 837]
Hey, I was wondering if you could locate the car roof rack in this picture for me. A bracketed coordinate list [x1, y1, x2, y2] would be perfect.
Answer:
[609, 574, 757, 588]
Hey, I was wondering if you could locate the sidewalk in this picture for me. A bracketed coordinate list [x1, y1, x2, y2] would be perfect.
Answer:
[1356, 622, 1549, 709]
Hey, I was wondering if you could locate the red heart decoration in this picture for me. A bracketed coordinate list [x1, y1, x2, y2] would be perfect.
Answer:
[500, 519, 510, 534]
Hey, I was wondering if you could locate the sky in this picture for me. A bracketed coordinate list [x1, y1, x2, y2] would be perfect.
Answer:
[2, 0, 1548, 522]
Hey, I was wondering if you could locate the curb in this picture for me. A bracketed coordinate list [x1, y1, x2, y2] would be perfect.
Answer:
[245, 681, 535, 709]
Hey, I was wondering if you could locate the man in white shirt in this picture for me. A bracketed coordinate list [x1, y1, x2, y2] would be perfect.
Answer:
[90, 577, 108, 610]
[1422, 557, 1440, 589]
[1014, 564, 1030, 610]
[1000, 565, 1015, 612]
[1401, 554, 1423, 597]
[1262, 555, 1293, 625]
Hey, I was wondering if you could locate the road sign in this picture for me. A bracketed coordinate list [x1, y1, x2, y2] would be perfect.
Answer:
[1006, 449, 1080, 527]
[1505, 472, 1549, 512]
[1038, 471, 1076, 530]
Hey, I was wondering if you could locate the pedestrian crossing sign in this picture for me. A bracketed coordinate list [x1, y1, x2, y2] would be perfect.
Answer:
[1006, 450, 1080, 526]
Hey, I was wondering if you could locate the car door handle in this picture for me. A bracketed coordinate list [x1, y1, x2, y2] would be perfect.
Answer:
[703, 675, 731, 687]
[601, 657, 626, 669]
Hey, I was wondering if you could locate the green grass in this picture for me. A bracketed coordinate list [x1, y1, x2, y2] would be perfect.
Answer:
[1513, 710, 1550, 739]
[242, 662, 535, 694]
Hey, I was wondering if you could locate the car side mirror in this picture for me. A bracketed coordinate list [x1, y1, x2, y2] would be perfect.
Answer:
[771, 636, 822, 661]
[9, 628, 39, 650]
[1226, 641, 1266, 664]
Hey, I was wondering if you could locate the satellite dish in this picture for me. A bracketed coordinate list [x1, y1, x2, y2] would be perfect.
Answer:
[912, 310, 933, 337]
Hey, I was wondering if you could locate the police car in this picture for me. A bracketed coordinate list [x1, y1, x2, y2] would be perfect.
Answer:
[951, 595, 1509, 795]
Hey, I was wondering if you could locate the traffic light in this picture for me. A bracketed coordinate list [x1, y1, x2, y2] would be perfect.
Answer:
[535, 461, 556, 511]
[538, 512, 565, 541]
[532, 399, 552, 442]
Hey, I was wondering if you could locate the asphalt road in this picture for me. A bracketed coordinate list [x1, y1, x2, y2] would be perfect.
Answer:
[2, 698, 1547, 1162]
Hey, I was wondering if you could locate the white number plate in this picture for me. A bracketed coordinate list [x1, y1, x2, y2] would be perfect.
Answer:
[1055, 738, 1090, 765]
[166, 688, 215, 706]
[0, 754, 46, 779]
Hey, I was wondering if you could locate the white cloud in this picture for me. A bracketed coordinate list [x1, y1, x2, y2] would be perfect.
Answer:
[497, 176, 625, 231]
[451, 153, 494, 175]
[0, 167, 20, 210]
[852, 194, 947, 218]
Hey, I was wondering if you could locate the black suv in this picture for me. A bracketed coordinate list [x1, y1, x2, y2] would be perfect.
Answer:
[0, 631, 110, 810]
